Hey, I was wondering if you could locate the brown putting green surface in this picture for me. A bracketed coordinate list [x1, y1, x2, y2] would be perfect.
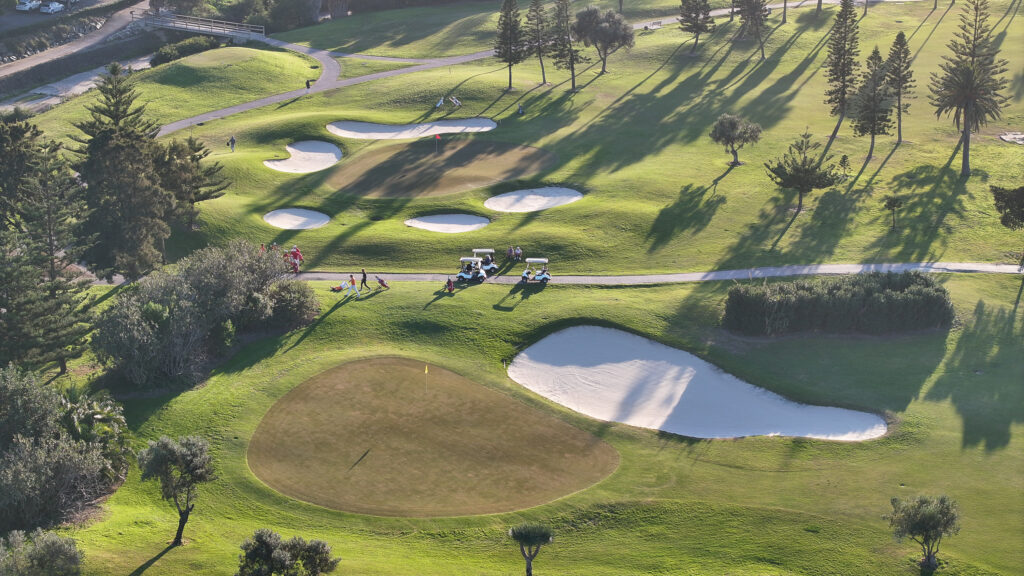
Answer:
[325, 139, 557, 198]
[247, 357, 618, 517]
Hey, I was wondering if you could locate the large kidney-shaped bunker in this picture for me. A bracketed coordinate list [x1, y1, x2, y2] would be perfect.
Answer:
[248, 357, 618, 516]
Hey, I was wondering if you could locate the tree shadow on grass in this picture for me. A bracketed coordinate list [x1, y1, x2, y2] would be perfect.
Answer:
[647, 184, 727, 252]
[128, 544, 175, 576]
[865, 150, 972, 263]
[925, 299, 1024, 450]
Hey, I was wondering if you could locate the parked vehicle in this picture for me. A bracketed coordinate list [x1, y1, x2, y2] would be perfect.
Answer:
[15, 0, 42, 11]
[521, 258, 551, 283]
[456, 257, 487, 282]
[39, 2, 64, 13]
[472, 249, 498, 274]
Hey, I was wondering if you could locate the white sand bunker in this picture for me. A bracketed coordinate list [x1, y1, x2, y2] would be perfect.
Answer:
[263, 141, 343, 173]
[999, 132, 1024, 145]
[326, 118, 496, 140]
[484, 187, 583, 213]
[509, 326, 887, 441]
[405, 214, 490, 233]
[263, 208, 330, 230]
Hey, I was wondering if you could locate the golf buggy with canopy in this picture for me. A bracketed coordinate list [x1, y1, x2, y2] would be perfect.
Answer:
[521, 257, 550, 283]
[472, 249, 498, 274]
[456, 257, 487, 282]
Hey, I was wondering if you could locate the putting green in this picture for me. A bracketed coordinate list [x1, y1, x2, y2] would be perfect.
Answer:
[325, 139, 557, 198]
[247, 357, 618, 516]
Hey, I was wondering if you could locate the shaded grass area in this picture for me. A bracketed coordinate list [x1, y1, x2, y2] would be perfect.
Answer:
[71, 274, 1023, 575]
[31, 46, 319, 143]
[248, 356, 618, 516]
[325, 138, 558, 198]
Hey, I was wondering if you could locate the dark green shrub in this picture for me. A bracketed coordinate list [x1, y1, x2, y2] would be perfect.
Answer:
[722, 272, 954, 336]
[150, 35, 220, 66]
[269, 280, 320, 329]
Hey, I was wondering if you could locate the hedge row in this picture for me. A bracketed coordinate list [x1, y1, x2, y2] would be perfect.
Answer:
[722, 272, 955, 336]
[150, 34, 219, 66]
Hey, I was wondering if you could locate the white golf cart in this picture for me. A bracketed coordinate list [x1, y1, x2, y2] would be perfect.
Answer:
[456, 257, 487, 282]
[472, 249, 498, 273]
[521, 257, 550, 283]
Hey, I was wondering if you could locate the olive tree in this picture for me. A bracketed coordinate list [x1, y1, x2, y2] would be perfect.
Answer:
[572, 7, 635, 73]
[886, 495, 960, 570]
[138, 436, 216, 546]
[709, 113, 762, 165]
[236, 528, 340, 576]
[0, 529, 83, 576]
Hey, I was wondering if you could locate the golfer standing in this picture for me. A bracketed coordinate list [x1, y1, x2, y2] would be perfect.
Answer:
[228, 135, 236, 152]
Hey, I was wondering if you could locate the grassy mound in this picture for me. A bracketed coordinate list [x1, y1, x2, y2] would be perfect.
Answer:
[32, 46, 319, 143]
[248, 357, 618, 516]
[325, 139, 557, 198]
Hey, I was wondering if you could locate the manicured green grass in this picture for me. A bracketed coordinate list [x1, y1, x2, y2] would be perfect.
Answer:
[324, 138, 557, 197]
[107, 0, 1020, 273]
[70, 274, 1023, 575]
[336, 57, 416, 80]
[32, 46, 319, 143]
[248, 356, 618, 516]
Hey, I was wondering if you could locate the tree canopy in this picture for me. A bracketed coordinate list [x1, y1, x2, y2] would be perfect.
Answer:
[138, 436, 217, 546]
[678, 0, 715, 53]
[824, 0, 860, 143]
[850, 45, 894, 159]
[886, 495, 961, 570]
[885, 31, 915, 144]
[709, 113, 762, 165]
[495, 0, 528, 90]
[764, 130, 841, 211]
[509, 523, 553, 576]
[236, 528, 340, 576]
[572, 6, 635, 73]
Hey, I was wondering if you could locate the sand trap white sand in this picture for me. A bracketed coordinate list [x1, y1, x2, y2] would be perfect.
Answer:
[484, 187, 583, 213]
[509, 326, 887, 441]
[263, 208, 330, 230]
[263, 141, 343, 173]
[325, 118, 497, 140]
[999, 132, 1024, 145]
[405, 214, 490, 233]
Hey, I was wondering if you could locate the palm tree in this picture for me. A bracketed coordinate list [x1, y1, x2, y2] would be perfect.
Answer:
[929, 0, 1008, 177]
[509, 523, 553, 576]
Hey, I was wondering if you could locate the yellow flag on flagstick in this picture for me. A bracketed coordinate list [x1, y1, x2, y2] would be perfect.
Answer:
[424, 365, 429, 374]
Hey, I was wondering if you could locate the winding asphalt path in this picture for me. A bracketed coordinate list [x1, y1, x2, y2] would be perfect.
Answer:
[297, 262, 1021, 286]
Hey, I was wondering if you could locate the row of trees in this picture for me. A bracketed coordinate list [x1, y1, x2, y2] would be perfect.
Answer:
[496, 0, 635, 90]
[0, 63, 228, 375]
[824, 0, 1007, 175]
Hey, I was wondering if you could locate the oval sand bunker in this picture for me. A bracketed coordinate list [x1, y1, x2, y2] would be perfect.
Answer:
[326, 118, 496, 140]
[263, 141, 342, 173]
[263, 208, 330, 230]
[509, 326, 887, 441]
[484, 187, 583, 212]
[405, 214, 490, 233]
[248, 357, 618, 516]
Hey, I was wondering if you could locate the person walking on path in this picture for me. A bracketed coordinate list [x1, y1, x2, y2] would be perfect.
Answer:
[349, 274, 360, 298]
[228, 135, 236, 152]
[305, 79, 311, 91]
[360, 268, 369, 291]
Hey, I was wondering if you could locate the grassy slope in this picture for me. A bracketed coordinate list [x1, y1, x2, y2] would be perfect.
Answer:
[32, 46, 319, 144]
[104, 0, 1020, 273]
[71, 274, 1024, 575]
[336, 58, 416, 80]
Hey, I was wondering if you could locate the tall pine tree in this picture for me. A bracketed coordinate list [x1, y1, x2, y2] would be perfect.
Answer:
[0, 118, 41, 230]
[885, 31, 915, 144]
[824, 0, 860, 145]
[495, 0, 527, 90]
[73, 63, 173, 280]
[19, 143, 94, 374]
[679, 0, 715, 53]
[0, 229, 46, 367]
[525, 0, 551, 84]
[737, 0, 770, 61]
[851, 46, 894, 159]
[929, 0, 1008, 177]
[156, 137, 229, 229]
[549, 0, 588, 91]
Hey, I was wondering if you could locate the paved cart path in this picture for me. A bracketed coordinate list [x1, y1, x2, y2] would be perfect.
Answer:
[295, 262, 1020, 286]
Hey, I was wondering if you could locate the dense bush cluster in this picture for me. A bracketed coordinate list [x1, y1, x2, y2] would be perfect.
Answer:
[722, 272, 955, 336]
[236, 528, 340, 576]
[93, 240, 319, 388]
[0, 367, 130, 533]
[0, 529, 82, 576]
[150, 35, 220, 66]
